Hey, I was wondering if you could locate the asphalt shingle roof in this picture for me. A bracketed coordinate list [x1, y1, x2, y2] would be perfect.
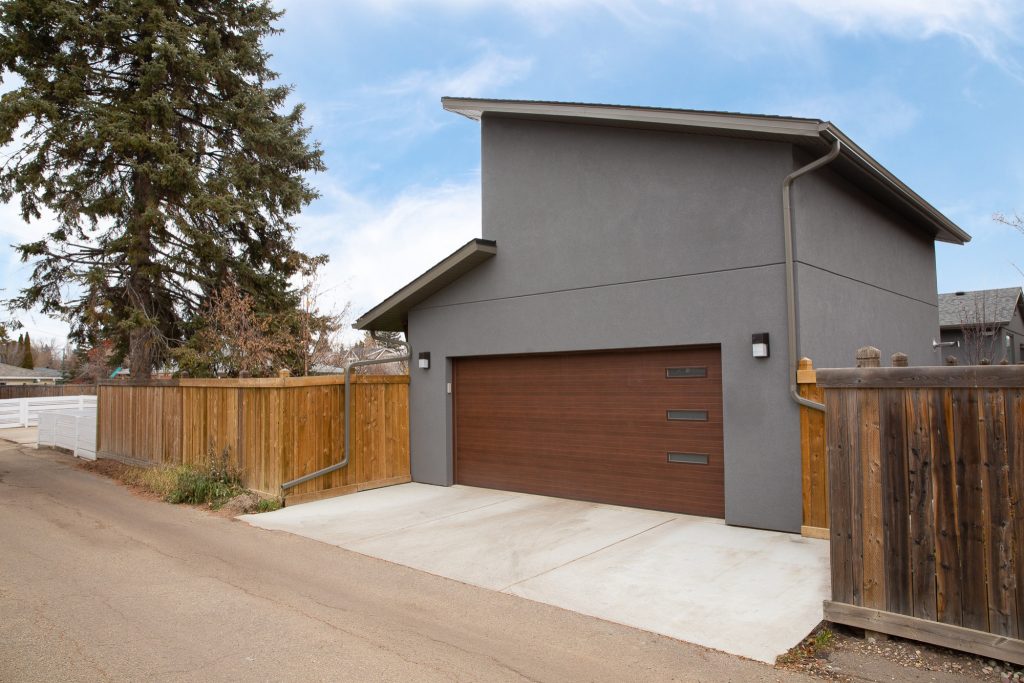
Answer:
[0, 362, 62, 378]
[938, 288, 1023, 328]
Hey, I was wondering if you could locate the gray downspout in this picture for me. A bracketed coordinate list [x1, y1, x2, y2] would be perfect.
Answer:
[281, 343, 411, 493]
[783, 137, 841, 413]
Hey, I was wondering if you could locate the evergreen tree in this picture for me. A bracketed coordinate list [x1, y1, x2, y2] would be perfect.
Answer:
[11, 333, 24, 367]
[20, 331, 33, 369]
[0, 1, 325, 379]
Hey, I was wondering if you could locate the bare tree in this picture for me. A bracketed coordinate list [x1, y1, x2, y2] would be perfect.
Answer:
[73, 340, 117, 383]
[957, 292, 1003, 365]
[995, 212, 1023, 233]
[173, 285, 291, 378]
[293, 270, 348, 376]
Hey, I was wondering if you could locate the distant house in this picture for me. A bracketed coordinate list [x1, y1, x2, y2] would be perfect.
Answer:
[938, 287, 1024, 364]
[0, 363, 62, 385]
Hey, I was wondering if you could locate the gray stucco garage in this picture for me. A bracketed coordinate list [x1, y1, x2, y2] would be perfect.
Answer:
[356, 98, 969, 533]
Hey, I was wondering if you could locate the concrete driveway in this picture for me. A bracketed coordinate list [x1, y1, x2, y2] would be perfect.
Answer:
[4, 440, 832, 682]
[243, 483, 830, 663]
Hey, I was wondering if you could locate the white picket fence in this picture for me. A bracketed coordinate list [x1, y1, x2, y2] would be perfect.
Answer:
[37, 408, 98, 460]
[0, 395, 98, 429]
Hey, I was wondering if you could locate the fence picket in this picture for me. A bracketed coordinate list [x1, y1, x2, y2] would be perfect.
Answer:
[96, 376, 410, 500]
[819, 361, 1024, 665]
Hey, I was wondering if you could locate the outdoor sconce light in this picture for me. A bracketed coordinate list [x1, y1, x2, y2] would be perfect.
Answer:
[752, 333, 770, 359]
[418, 352, 431, 370]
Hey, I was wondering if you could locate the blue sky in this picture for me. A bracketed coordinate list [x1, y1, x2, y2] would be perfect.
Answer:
[3, 0, 1024, 344]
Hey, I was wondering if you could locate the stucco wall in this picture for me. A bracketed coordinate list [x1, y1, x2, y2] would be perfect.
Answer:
[791, 164, 940, 369]
[405, 115, 943, 533]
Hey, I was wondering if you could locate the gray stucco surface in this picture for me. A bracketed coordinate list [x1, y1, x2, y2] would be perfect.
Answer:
[792, 164, 940, 368]
[403, 115, 944, 533]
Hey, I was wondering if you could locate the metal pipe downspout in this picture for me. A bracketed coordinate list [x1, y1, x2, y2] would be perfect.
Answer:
[281, 343, 411, 493]
[783, 137, 841, 413]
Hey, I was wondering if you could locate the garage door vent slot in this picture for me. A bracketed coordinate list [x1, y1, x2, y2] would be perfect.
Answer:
[666, 367, 706, 379]
[667, 409, 708, 421]
[668, 452, 709, 465]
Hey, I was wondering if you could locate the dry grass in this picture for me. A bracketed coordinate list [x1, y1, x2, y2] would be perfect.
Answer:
[83, 456, 280, 514]
[117, 464, 183, 498]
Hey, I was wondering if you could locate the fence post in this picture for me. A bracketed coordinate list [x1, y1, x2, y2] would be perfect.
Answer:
[278, 369, 291, 378]
[798, 357, 829, 538]
[856, 346, 881, 368]
[891, 352, 908, 367]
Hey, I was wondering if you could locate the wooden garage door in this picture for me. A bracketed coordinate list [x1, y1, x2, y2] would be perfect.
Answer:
[453, 346, 724, 517]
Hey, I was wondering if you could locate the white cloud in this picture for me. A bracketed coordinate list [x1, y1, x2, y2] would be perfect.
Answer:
[0, 199, 53, 246]
[303, 49, 533, 151]
[767, 87, 920, 147]
[344, 0, 1023, 76]
[372, 51, 533, 99]
[295, 178, 482, 342]
[0, 178, 483, 345]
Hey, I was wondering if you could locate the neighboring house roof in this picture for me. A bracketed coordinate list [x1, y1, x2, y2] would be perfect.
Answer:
[443, 98, 970, 245]
[311, 363, 346, 375]
[0, 362, 62, 379]
[355, 238, 497, 331]
[939, 288, 1024, 328]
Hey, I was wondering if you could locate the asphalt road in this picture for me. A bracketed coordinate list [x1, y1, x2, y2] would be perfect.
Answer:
[0, 439, 818, 682]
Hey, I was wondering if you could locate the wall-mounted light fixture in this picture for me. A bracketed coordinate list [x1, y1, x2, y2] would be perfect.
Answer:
[752, 333, 770, 359]
[418, 351, 431, 370]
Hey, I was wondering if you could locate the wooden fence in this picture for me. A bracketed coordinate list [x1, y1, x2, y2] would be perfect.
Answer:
[798, 358, 828, 538]
[97, 375, 410, 504]
[0, 384, 95, 400]
[818, 350, 1024, 665]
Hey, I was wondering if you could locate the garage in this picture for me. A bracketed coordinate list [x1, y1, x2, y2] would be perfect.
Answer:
[453, 346, 724, 517]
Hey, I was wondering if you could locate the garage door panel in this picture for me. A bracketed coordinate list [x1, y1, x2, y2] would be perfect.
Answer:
[454, 346, 725, 517]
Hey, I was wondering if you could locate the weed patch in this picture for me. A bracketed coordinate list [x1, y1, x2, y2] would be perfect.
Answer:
[166, 446, 244, 508]
[84, 446, 280, 513]
[254, 497, 281, 513]
[120, 465, 181, 498]
[777, 624, 836, 672]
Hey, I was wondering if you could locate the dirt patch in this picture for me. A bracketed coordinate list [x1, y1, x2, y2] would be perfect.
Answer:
[80, 458, 123, 478]
[79, 459, 168, 503]
[779, 623, 1022, 682]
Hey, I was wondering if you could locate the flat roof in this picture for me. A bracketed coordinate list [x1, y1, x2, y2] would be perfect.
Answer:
[443, 98, 970, 245]
[354, 239, 497, 331]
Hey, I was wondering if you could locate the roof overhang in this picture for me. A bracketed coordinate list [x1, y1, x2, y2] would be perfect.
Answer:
[443, 98, 970, 245]
[355, 238, 497, 332]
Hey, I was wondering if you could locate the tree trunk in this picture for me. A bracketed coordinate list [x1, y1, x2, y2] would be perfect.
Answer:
[127, 170, 158, 381]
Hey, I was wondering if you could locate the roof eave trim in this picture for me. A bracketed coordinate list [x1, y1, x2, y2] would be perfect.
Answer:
[442, 97, 826, 139]
[822, 126, 971, 245]
[354, 238, 497, 331]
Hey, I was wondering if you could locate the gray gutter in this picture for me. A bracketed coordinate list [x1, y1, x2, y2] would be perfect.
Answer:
[818, 125, 970, 245]
[280, 346, 410, 495]
[783, 139, 842, 413]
